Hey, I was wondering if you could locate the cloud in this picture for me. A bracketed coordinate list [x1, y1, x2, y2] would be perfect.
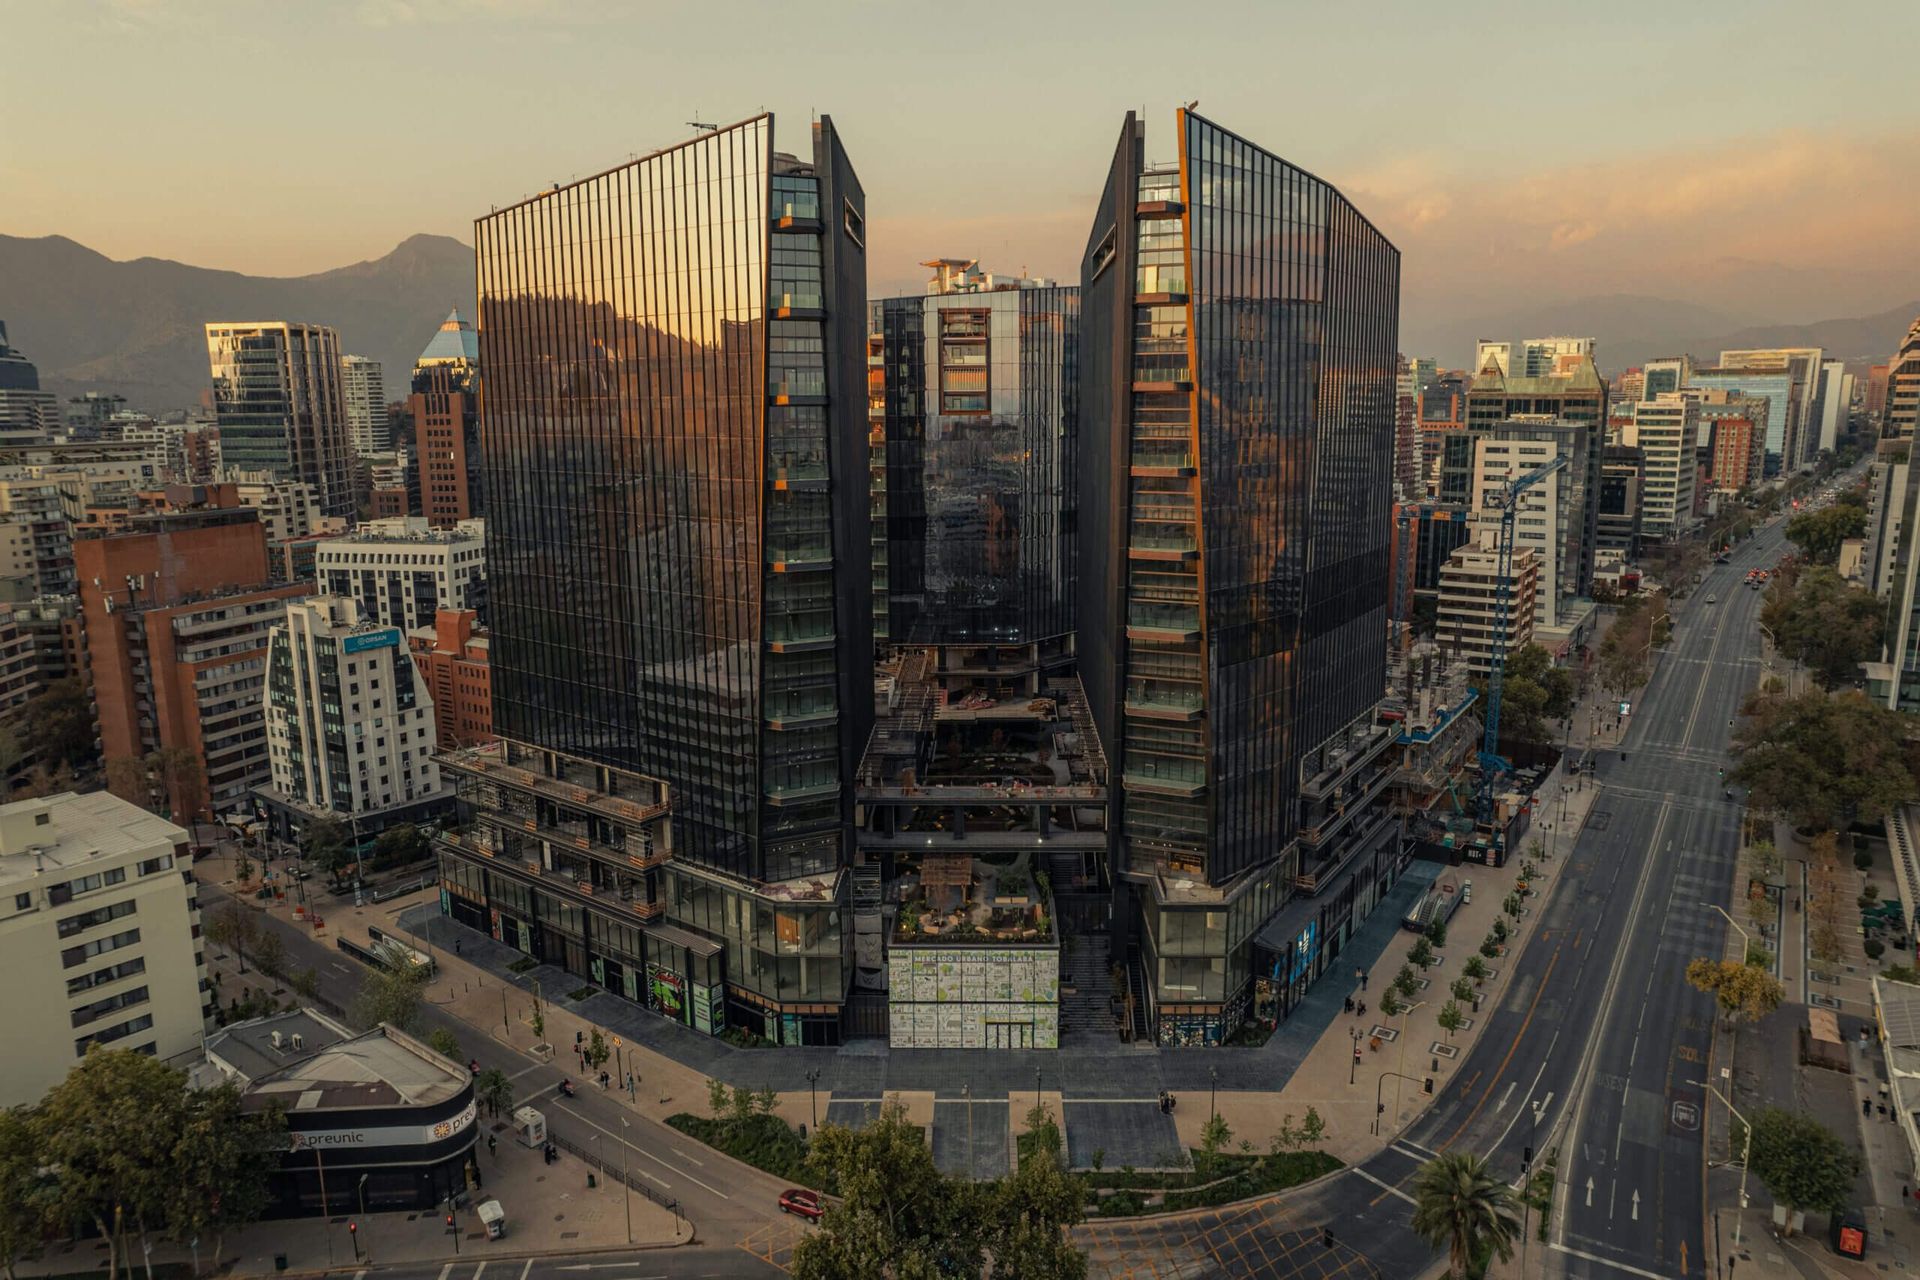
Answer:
[1347, 128, 1920, 320]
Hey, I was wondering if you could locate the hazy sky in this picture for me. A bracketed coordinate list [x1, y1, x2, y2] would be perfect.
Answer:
[8, 0, 1920, 337]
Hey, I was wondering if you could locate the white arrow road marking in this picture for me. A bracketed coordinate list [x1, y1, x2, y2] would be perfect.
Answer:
[1585, 1176, 1595, 1208]
[1631, 1189, 1640, 1221]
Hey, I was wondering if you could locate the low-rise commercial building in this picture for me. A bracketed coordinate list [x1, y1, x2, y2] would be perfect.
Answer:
[0, 791, 205, 1107]
[204, 1008, 479, 1215]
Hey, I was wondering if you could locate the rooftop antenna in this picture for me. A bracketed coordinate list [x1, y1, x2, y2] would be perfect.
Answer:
[687, 118, 718, 133]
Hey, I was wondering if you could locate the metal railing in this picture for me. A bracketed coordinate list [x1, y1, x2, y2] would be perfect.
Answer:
[548, 1130, 685, 1227]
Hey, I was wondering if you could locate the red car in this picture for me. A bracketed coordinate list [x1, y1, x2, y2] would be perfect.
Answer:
[778, 1188, 823, 1220]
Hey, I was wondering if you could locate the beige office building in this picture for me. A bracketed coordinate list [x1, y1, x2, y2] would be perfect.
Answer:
[0, 791, 207, 1106]
[1436, 538, 1540, 674]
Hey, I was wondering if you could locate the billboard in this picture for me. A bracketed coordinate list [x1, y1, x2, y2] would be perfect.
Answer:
[344, 628, 402, 654]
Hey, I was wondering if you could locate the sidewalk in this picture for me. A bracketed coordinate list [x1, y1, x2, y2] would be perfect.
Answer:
[21, 1112, 690, 1277]
[1178, 752, 1596, 1164]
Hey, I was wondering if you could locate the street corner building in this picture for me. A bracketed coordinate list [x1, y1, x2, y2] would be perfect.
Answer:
[444, 115, 872, 1045]
[1078, 109, 1405, 1045]
[203, 1008, 480, 1215]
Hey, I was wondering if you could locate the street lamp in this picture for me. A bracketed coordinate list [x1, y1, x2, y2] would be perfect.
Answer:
[1702, 1080, 1753, 1250]
[804, 1068, 821, 1132]
[619, 1117, 633, 1244]
[1703, 902, 1754, 959]
[1034, 1067, 1042, 1114]
[963, 1082, 974, 1182]
[1394, 1000, 1426, 1129]
[1209, 1066, 1218, 1126]
[356, 1174, 370, 1262]
[1350, 1027, 1363, 1085]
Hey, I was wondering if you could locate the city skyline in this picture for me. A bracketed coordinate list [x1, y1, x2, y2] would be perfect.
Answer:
[8, 2, 1920, 333]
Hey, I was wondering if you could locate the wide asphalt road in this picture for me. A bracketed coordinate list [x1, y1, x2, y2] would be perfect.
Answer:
[1253, 517, 1789, 1279]
[197, 876, 796, 1271]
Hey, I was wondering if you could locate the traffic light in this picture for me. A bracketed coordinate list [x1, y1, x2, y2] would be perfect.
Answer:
[1423, 1077, 1434, 1095]
[445, 1213, 455, 1229]
[348, 1223, 357, 1236]
[1523, 1145, 1533, 1168]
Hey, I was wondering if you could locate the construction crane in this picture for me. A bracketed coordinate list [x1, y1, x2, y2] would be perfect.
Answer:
[1476, 453, 1568, 825]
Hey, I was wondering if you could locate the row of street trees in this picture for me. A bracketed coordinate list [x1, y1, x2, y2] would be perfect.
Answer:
[0, 1050, 286, 1280]
[1759, 563, 1883, 691]
[1597, 591, 1669, 698]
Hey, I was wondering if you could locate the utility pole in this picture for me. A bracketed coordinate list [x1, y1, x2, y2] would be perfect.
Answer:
[620, 1117, 633, 1244]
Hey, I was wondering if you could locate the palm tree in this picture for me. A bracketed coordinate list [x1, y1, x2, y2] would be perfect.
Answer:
[1410, 1151, 1520, 1278]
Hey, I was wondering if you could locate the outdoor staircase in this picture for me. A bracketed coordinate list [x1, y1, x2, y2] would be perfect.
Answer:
[1058, 933, 1119, 1041]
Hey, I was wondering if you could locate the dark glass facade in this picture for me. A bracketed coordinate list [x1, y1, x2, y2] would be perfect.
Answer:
[869, 282, 1078, 647]
[1081, 111, 1400, 1039]
[470, 117, 870, 936]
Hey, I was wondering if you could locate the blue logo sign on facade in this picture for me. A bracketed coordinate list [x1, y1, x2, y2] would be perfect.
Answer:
[343, 629, 401, 654]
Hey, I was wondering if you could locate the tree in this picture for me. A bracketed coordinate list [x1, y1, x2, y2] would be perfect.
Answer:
[372, 822, 430, 867]
[253, 930, 286, 981]
[301, 816, 353, 884]
[1808, 831, 1848, 964]
[1410, 1151, 1520, 1278]
[985, 1110, 1086, 1280]
[289, 967, 321, 1000]
[1198, 1113, 1233, 1174]
[0, 1106, 49, 1280]
[1785, 504, 1866, 565]
[1395, 964, 1420, 997]
[1763, 566, 1883, 689]
[1451, 977, 1476, 1005]
[1748, 1107, 1860, 1221]
[162, 1084, 285, 1269]
[206, 903, 259, 974]
[427, 1028, 462, 1062]
[1731, 691, 1916, 833]
[585, 1028, 610, 1073]
[1684, 958, 1785, 1024]
[37, 1049, 191, 1280]
[792, 1100, 986, 1280]
[477, 1067, 515, 1119]
[146, 747, 207, 822]
[706, 1077, 730, 1119]
[1500, 645, 1577, 747]
[1379, 987, 1404, 1018]
[1437, 1001, 1466, 1040]
[350, 957, 428, 1033]
[18, 678, 98, 775]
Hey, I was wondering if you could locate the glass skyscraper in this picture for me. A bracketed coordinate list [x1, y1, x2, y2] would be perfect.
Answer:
[1080, 110, 1400, 1041]
[447, 115, 871, 1045]
[205, 322, 356, 516]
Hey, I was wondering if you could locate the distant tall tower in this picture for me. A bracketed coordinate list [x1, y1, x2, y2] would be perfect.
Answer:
[206, 322, 355, 517]
[0, 321, 58, 445]
[1884, 318, 1920, 447]
[339, 354, 391, 454]
[410, 310, 481, 526]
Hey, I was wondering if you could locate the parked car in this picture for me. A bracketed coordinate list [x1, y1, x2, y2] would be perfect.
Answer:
[779, 1188, 823, 1220]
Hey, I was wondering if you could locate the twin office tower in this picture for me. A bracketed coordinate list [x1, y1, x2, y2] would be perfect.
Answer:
[441, 109, 1399, 1048]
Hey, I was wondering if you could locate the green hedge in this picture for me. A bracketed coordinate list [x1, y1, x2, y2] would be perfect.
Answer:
[1084, 1149, 1342, 1216]
[666, 1111, 815, 1185]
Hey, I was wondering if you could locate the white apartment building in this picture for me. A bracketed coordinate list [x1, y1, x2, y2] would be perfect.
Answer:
[0, 791, 206, 1106]
[260, 595, 449, 835]
[315, 516, 485, 633]
[1520, 336, 1596, 378]
[1469, 424, 1583, 630]
[1436, 537, 1540, 675]
[1624, 395, 1699, 541]
[230, 474, 322, 544]
[339, 355, 392, 456]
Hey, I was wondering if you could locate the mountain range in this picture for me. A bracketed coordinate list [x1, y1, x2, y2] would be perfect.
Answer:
[2, 232, 1915, 411]
[0, 233, 474, 411]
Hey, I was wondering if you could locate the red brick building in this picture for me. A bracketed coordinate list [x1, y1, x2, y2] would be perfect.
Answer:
[410, 310, 481, 527]
[77, 509, 311, 821]
[1707, 415, 1764, 494]
[408, 608, 491, 751]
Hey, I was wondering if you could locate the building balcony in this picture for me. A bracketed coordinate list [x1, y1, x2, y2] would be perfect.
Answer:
[1295, 805, 1399, 895]
[765, 615, 836, 654]
[766, 703, 838, 731]
[1135, 198, 1185, 218]
[772, 211, 823, 234]
[1130, 453, 1196, 478]
[1126, 605, 1201, 643]
[1129, 532, 1199, 563]
[1134, 291, 1188, 307]
[1124, 687, 1204, 722]
[765, 777, 840, 806]
[772, 291, 826, 321]
[766, 540, 833, 573]
[1132, 379, 1193, 394]
[1122, 763, 1207, 797]
[438, 740, 668, 828]
[770, 376, 828, 406]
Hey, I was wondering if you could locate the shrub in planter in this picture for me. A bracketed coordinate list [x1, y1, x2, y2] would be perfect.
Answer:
[1463, 955, 1488, 982]
[1865, 938, 1885, 960]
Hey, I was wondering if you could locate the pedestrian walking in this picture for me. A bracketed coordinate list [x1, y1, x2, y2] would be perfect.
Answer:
[1864, 1097, 1873, 1117]
[626, 1072, 635, 1094]
[1344, 995, 1354, 1015]
[455, 939, 462, 955]
[487, 1133, 497, 1157]
[600, 1070, 610, 1090]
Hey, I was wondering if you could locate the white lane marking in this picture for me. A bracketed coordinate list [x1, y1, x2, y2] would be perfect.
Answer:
[518, 1259, 532, 1280]
[670, 1147, 704, 1165]
[436, 1266, 454, 1280]
[1547, 1240, 1673, 1280]
[1495, 1081, 1517, 1114]
[472, 1263, 488, 1280]
[1351, 1166, 1417, 1205]
[554, 1102, 731, 1200]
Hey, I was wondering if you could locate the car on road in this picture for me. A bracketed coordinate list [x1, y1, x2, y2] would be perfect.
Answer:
[779, 1188, 823, 1220]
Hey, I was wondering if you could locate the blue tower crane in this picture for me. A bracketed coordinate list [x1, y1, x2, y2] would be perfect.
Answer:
[1476, 453, 1569, 825]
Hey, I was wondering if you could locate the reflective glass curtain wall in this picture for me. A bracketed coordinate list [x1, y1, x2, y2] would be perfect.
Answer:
[474, 115, 870, 887]
[1095, 110, 1399, 890]
[872, 286, 1079, 646]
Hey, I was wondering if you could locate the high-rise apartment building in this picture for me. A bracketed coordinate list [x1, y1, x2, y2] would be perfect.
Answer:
[1464, 357, 1605, 594]
[1817, 359, 1848, 455]
[411, 310, 482, 527]
[1624, 394, 1700, 540]
[77, 508, 311, 819]
[1640, 355, 1692, 402]
[257, 595, 451, 841]
[0, 792, 207, 1107]
[205, 323, 356, 517]
[1884, 318, 1920, 447]
[441, 115, 871, 1047]
[1596, 446, 1644, 558]
[1706, 415, 1766, 494]
[315, 516, 484, 632]
[1717, 347, 1823, 468]
[1079, 110, 1401, 1042]
[0, 322, 58, 445]
[1688, 365, 1796, 476]
[1867, 361, 1892, 426]
[407, 608, 491, 752]
[1468, 421, 1588, 631]
[339, 355, 392, 455]
[1436, 540, 1539, 674]
[1520, 336, 1595, 377]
